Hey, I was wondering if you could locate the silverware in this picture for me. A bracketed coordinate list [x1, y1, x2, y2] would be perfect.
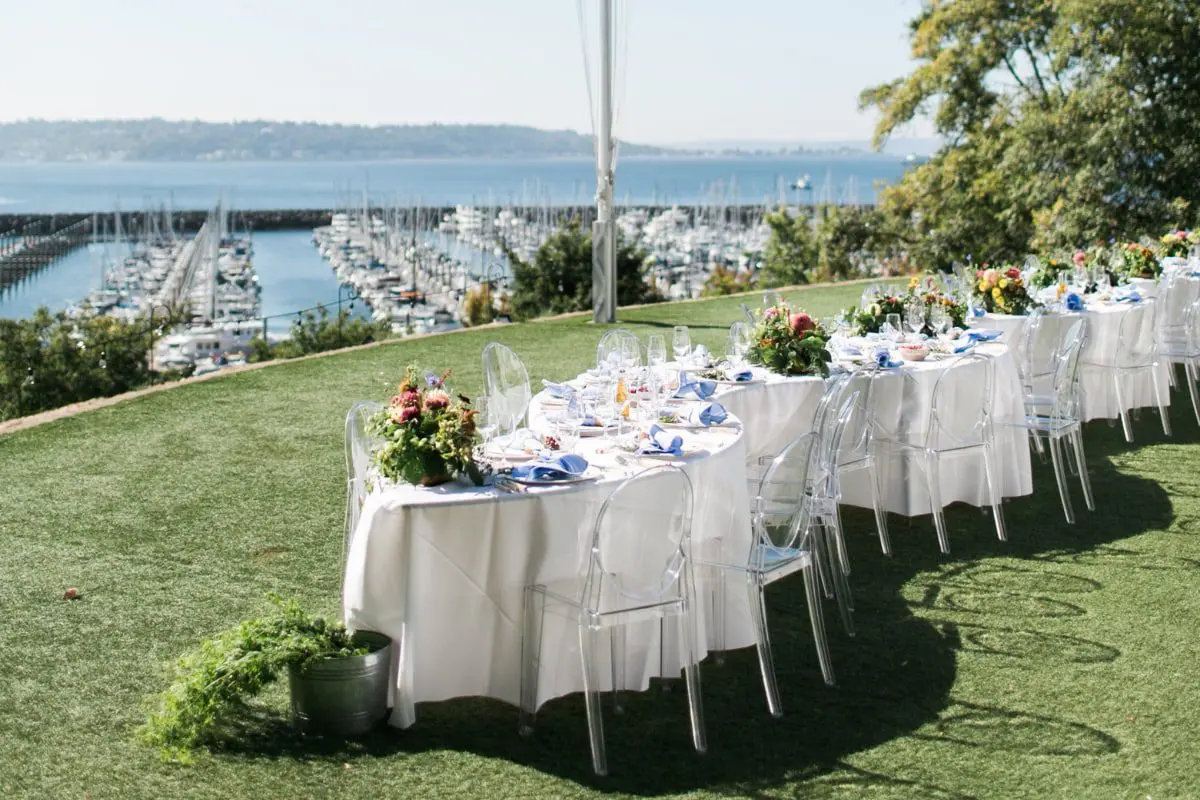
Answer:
[493, 476, 528, 494]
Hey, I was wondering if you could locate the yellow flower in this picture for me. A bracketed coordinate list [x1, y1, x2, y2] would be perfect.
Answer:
[992, 287, 1002, 299]
[998, 278, 1009, 289]
[977, 280, 988, 292]
[907, 276, 920, 289]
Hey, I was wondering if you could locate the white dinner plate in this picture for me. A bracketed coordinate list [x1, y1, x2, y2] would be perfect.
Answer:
[505, 470, 601, 486]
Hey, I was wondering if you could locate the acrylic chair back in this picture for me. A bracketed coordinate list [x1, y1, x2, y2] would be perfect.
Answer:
[1114, 300, 1158, 369]
[1156, 269, 1192, 338]
[1046, 318, 1087, 425]
[582, 464, 694, 613]
[596, 329, 642, 370]
[752, 432, 819, 567]
[344, 400, 383, 565]
[928, 353, 996, 450]
[481, 342, 532, 437]
[1014, 307, 1046, 390]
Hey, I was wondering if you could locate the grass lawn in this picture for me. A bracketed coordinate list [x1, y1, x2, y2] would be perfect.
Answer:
[2, 282, 1199, 799]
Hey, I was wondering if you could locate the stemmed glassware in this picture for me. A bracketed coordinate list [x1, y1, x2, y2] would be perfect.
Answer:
[646, 334, 667, 368]
[883, 313, 903, 343]
[673, 325, 692, 365]
[904, 299, 926, 340]
[929, 304, 952, 341]
[726, 322, 751, 367]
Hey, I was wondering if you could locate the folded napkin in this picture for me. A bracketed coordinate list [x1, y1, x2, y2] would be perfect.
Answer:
[951, 338, 977, 354]
[1116, 290, 1142, 303]
[692, 344, 711, 365]
[967, 329, 1003, 342]
[971, 306, 987, 318]
[541, 379, 576, 400]
[1065, 292, 1085, 312]
[685, 401, 728, 426]
[726, 368, 754, 382]
[639, 424, 684, 456]
[839, 344, 863, 356]
[874, 348, 902, 369]
[675, 371, 716, 400]
[509, 453, 589, 482]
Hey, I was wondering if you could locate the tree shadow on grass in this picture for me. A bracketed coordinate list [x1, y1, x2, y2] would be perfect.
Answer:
[215, 400, 1180, 796]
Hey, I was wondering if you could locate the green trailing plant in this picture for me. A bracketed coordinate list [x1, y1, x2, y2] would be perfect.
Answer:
[141, 595, 372, 760]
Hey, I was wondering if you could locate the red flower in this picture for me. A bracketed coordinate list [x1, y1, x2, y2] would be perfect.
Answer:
[399, 405, 421, 423]
[400, 389, 421, 407]
[789, 313, 815, 335]
[1005, 268, 1021, 280]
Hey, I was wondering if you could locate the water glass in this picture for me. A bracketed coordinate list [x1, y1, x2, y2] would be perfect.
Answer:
[673, 326, 692, 363]
[929, 304, 951, 339]
[646, 333, 667, 367]
[904, 300, 926, 339]
[885, 313, 903, 342]
[553, 419, 580, 454]
[762, 290, 781, 308]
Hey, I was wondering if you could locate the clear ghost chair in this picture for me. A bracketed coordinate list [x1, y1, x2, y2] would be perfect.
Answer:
[343, 400, 383, 571]
[481, 342, 532, 441]
[1004, 318, 1093, 522]
[868, 353, 1007, 554]
[1080, 299, 1169, 442]
[705, 385, 859, 718]
[830, 372, 892, 561]
[518, 465, 704, 777]
[596, 329, 643, 370]
[1157, 297, 1200, 425]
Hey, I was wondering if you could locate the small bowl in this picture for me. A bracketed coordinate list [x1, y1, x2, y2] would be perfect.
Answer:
[897, 343, 930, 362]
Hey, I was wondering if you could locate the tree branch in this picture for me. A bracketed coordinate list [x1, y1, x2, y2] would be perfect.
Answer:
[1002, 54, 1030, 94]
[1022, 43, 1052, 103]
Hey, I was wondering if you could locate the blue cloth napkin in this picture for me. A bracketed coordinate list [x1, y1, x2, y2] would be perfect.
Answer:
[541, 380, 576, 400]
[1065, 293, 1085, 312]
[967, 329, 1003, 341]
[951, 338, 977, 354]
[971, 306, 986, 318]
[510, 453, 589, 482]
[727, 369, 753, 382]
[639, 425, 684, 456]
[686, 401, 728, 426]
[840, 344, 863, 356]
[874, 348, 902, 369]
[675, 371, 716, 399]
[1116, 290, 1142, 303]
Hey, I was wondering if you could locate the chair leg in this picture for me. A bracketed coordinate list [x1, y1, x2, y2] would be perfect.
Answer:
[812, 526, 835, 600]
[1187, 360, 1200, 427]
[823, 514, 854, 612]
[802, 566, 836, 686]
[1114, 374, 1134, 442]
[519, 586, 545, 736]
[747, 574, 782, 717]
[823, 518, 856, 637]
[579, 624, 608, 776]
[831, 502, 851, 576]
[982, 444, 1008, 542]
[924, 453, 950, 554]
[1070, 428, 1095, 511]
[1048, 435, 1076, 524]
[610, 626, 625, 715]
[1030, 429, 1048, 462]
[711, 564, 726, 665]
[679, 568, 707, 754]
[867, 459, 892, 557]
[1155, 366, 1172, 436]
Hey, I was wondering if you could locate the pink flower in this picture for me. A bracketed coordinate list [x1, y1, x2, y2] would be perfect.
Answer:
[400, 389, 420, 407]
[1073, 250, 1086, 266]
[763, 307, 779, 319]
[399, 405, 421, 423]
[424, 390, 450, 411]
[789, 313, 815, 336]
[1005, 267, 1021, 280]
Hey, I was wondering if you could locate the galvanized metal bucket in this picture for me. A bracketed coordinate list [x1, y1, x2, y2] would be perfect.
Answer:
[287, 631, 391, 737]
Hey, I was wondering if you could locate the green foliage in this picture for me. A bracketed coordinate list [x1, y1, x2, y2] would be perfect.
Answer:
[249, 307, 391, 362]
[759, 207, 819, 288]
[462, 286, 496, 327]
[745, 305, 831, 377]
[505, 218, 662, 320]
[366, 365, 483, 486]
[861, 0, 1200, 264]
[700, 265, 755, 297]
[845, 284, 967, 336]
[0, 305, 187, 421]
[141, 595, 371, 760]
[1117, 242, 1161, 279]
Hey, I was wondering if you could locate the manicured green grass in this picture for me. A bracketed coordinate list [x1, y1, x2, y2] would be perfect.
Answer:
[2, 282, 1199, 799]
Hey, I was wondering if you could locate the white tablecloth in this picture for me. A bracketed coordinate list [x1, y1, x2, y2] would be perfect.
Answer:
[716, 344, 1033, 516]
[973, 305, 1172, 422]
[343, 406, 753, 728]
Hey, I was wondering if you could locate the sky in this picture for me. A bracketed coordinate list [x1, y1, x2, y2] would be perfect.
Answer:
[0, 0, 932, 146]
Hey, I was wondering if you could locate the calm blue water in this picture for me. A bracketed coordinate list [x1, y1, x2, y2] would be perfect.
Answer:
[0, 231, 338, 320]
[0, 155, 907, 213]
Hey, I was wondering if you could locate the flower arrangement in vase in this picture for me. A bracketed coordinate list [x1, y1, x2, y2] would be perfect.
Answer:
[746, 304, 832, 377]
[973, 266, 1038, 315]
[845, 282, 966, 336]
[1030, 254, 1071, 289]
[1119, 241, 1161, 279]
[367, 365, 484, 487]
[1159, 229, 1199, 258]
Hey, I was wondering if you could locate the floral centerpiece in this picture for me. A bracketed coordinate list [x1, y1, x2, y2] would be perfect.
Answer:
[1118, 241, 1161, 279]
[1159, 229, 1199, 258]
[367, 366, 484, 487]
[746, 304, 831, 377]
[1030, 255, 1071, 289]
[973, 266, 1039, 315]
[844, 280, 967, 336]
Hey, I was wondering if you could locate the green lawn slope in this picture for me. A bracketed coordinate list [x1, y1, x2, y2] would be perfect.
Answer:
[1, 283, 1198, 799]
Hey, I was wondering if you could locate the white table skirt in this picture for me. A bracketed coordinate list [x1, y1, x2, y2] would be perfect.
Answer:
[973, 306, 1172, 422]
[343, 412, 754, 729]
[717, 344, 1033, 517]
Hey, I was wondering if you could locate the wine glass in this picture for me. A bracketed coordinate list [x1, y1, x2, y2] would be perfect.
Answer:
[672, 325, 692, 364]
[646, 333, 667, 367]
[904, 300, 926, 339]
[762, 289, 781, 308]
[884, 313, 903, 342]
[726, 322, 748, 366]
[929, 304, 951, 340]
